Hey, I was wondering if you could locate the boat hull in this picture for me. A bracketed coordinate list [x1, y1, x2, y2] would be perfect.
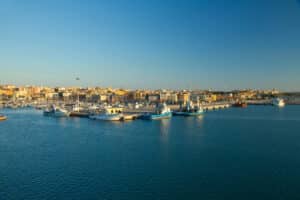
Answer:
[90, 114, 123, 121]
[173, 111, 204, 116]
[121, 114, 137, 121]
[70, 112, 90, 118]
[43, 110, 70, 117]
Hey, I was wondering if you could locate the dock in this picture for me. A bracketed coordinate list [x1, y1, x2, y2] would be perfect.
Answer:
[201, 103, 231, 111]
[124, 102, 231, 114]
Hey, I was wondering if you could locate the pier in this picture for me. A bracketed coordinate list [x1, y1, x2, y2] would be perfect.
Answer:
[201, 103, 231, 111]
[124, 102, 231, 114]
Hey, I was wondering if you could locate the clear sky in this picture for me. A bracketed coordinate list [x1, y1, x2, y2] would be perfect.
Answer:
[1, 0, 300, 91]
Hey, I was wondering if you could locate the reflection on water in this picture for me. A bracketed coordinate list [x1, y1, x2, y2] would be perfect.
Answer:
[182, 115, 204, 130]
[57, 117, 68, 127]
[159, 119, 171, 136]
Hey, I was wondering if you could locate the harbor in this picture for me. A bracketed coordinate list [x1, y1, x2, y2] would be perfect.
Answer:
[0, 99, 289, 124]
[2, 0, 300, 198]
[0, 87, 294, 123]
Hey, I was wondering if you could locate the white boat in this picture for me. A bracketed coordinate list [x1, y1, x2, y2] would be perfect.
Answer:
[89, 107, 123, 121]
[272, 98, 285, 107]
[72, 104, 82, 112]
[89, 104, 100, 111]
[44, 105, 70, 117]
[135, 102, 140, 109]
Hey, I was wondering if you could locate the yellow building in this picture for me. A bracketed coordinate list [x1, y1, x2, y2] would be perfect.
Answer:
[0, 89, 13, 96]
[177, 92, 190, 104]
[114, 89, 128, 96]
[210, 94, 217, 102]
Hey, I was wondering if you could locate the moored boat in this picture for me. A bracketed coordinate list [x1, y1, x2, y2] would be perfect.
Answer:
[43, 105, 70, 117]
[89, 107, 123, 121]
[141, 103, 172, 120]
[272, 98, 285, 107]
[69, 103, 89, 118]
[173, 101, 204, 116]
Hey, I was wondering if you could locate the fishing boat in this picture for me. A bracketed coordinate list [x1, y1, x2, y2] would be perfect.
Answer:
[173, 101, 204, 116]
[43, 105, 70, 117]
[141, 103, 172, 120]
[69, 104, 90, 118]
[272, 98, 285, 107]
[89, 107, 123, 121]
[232, 101, 247, 108]
[0, 115, 7, 121]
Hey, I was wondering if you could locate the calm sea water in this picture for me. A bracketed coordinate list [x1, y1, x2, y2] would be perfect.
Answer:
[1, 106, 300, 200]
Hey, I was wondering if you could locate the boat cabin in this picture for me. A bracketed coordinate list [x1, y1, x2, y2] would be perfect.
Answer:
[104, 107, 123, 114]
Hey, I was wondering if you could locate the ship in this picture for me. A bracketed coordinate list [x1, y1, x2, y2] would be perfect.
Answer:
[43, 105, 70, 117]
[141, 103, 172, 120]
[173, 101, 204, 116]
[272, 98, 285, 107]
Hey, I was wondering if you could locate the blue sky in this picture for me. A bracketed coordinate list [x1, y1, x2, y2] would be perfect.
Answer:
[1, 0, 300, 91]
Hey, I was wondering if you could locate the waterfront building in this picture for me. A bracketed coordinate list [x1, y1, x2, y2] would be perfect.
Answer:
[45, 92, 59, 100]
[159, 92, 170, 102]
[99, 95, 108, 102]
[168, 93, 178, 104]
[88, 94, 101, 103]
[190, 93, 201, 103]
[0, 88, 13, 97]
[199, 94, 217, 103]
[109, 94, 126, 104]
[134, 90, 147, 102]
[177, 92, 190, 105]
[147, 94, 160, 103]
[62, 92, 72, 101]
[232, 90, 257, 100]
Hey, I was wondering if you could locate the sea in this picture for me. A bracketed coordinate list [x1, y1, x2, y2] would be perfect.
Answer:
[1, 106, 300, 200]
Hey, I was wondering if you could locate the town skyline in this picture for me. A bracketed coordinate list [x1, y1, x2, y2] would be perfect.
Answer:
[1, 83, 291, 107]
[1, 83, 297, 94]
[0, 82, 299, 93]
